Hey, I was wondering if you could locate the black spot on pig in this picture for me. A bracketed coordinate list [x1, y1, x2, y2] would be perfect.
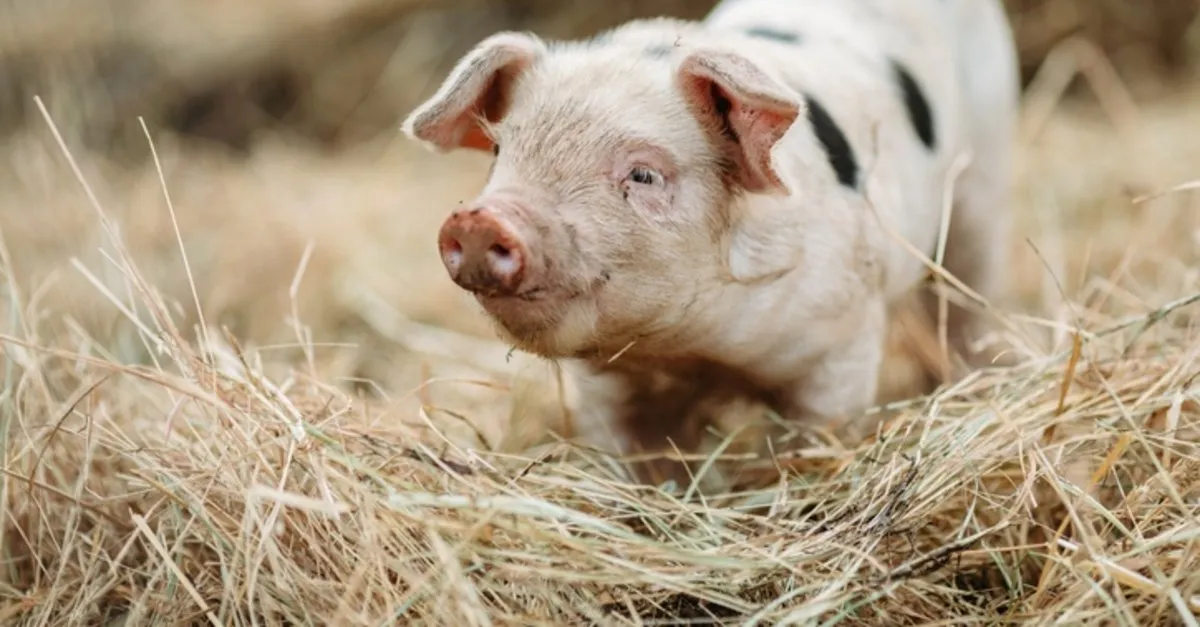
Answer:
[644, 44, 674, 59]
[744, 27, 801, 45]
[803, 94, 859, 189]
[891, 58, 936, 151]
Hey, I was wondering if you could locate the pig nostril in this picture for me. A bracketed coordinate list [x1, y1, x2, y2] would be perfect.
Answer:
[486, 243, 520, 278]
[442, 239, 464, 273]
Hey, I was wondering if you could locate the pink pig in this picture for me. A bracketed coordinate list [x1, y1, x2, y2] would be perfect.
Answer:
[403, 0, 1020, 484]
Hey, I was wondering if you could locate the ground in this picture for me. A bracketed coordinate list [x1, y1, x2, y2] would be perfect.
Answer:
[0, 8, 1199, 625]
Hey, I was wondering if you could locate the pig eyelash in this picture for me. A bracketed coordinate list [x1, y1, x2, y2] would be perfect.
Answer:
[627, 167, 664, 186]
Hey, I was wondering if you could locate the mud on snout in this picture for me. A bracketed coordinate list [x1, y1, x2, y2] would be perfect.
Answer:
[435, 192, 612, 356]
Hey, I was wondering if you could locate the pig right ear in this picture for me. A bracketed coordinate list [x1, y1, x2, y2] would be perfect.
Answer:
[402, 32, 546, 153]
[675, 48, 803, 195]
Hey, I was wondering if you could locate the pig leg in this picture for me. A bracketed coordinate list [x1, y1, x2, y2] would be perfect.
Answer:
[927, 0, 1019, 373]
[564, 362, 718, 487]
[924, 161, 1013, 372]
[776, 298, 888, 435]
[924, 92, 1016, 373]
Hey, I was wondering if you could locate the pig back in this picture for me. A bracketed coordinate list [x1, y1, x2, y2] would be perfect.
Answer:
[703, 0, 974, 297]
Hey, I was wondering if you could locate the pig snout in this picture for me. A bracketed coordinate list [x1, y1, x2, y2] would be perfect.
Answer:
[437, 206, 530, 297]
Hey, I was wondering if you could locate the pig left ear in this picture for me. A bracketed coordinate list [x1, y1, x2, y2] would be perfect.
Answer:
[676, 48, 803, 195]
[402, 32, 546, 154]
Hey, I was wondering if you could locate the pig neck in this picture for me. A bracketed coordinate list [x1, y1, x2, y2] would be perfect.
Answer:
[685, 280, 872, 382]
[599, 178, 879, 386]
[588, 251, 874, 390]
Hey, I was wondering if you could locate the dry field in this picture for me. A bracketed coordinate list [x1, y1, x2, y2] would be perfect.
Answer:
[2, 2, 1200, 625]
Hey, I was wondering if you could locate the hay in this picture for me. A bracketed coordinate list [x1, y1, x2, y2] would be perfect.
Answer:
[1, 103, 1198, 627]
[5, 213, 1200, 624]
[2, 8, 1200, 625]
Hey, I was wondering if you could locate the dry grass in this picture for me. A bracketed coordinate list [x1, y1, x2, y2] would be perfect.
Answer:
[2, 11, 1200, 626]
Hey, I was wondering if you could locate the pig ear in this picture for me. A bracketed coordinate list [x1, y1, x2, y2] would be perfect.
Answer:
[402, 32, 545, 153]
[675, 48, 803, 195]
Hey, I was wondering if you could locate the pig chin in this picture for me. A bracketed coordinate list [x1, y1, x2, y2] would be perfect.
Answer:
[475, 291, 603, 358]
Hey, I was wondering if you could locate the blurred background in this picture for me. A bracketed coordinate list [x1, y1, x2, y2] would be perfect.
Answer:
[1, 0, 1199, 447]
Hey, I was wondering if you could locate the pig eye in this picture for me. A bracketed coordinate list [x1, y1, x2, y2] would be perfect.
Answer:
[492, 144, 500, 157]
[628, 167, 663, 186]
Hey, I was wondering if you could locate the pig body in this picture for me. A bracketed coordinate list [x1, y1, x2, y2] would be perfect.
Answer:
[403, 0, 1019, 483]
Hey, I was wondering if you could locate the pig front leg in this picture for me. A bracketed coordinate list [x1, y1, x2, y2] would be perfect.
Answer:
[562, 361, 718, 487]
[931, 6, 1020, 373]
[775, 298, 888, 437]
[923, 154, 1014, 373]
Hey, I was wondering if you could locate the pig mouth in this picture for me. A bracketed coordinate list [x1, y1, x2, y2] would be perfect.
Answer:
[477, 271, 611, 305]
[472, 270, 623, 357]
[473, 271, 612, 339]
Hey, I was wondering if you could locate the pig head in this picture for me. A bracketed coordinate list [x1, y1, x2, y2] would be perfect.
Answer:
[402, 24, 806, 361]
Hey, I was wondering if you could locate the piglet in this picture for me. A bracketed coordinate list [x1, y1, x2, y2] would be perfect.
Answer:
[402, 0, 1020, 484]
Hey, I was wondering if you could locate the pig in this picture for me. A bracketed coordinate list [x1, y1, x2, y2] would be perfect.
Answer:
[402, 0, 1020, 485]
